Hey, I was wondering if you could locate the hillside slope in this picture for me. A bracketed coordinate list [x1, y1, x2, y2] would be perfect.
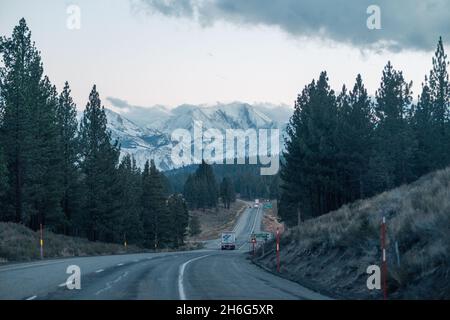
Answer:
[0, 223, 143, 263]
[255, 168, 450, 299]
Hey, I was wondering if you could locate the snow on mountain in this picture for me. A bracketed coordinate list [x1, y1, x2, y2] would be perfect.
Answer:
[102, 101, 292, 171]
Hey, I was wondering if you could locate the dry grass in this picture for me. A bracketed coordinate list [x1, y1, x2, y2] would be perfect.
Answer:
[255, 167, 450, 299]
[187, 200, 248, 242]
[262, 202, 285, 234]
[0, 222, 143, 263]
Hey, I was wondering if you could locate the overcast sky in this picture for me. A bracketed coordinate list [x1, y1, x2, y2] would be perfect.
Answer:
[1, 0, 449, 110]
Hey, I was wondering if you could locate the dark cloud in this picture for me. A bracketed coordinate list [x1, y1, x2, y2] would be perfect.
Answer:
[136, 0, 450, 51]
[106, 97, 130, 109]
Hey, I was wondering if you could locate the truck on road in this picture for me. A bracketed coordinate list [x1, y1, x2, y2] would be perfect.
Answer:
[221, 232, 236, 250]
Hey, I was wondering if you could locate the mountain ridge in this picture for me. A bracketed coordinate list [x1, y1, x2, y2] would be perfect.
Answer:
[95, 101, 292, 170]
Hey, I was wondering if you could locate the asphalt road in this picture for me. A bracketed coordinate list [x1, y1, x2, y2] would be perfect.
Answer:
[0, 206, 329, 300]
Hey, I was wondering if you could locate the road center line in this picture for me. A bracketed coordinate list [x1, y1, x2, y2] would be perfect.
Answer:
[178, 255, 212, 300]
[96, 269, 104, 273]
[117, 263, 124, 266]
[26, 295, 37, 300]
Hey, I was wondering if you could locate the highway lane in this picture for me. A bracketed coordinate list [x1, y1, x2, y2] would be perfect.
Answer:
[0, 206, 329, 300]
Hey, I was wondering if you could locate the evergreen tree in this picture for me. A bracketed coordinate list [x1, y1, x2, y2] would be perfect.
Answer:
[183, 160, 218, 209]
[428, 37, 450, 168]
[167, 194, 189, 248]
[141, 160, 170, 249]
[79, 85, 121, 241]
[117, 155, 143, 245]
[280, 72, 340, 224]
[412, 78, 435, 176]
[25, 76, 64, 231]
[368, 62, 416, 193]
[188, 214, 201, 237]
[0, 147, 8, 215]
[220, 177, 235, 209]
[0, 19, 41, 223]
[56, 81, 81, 235]
[183, 174, 197, 209]
[335, 75, 373, 202]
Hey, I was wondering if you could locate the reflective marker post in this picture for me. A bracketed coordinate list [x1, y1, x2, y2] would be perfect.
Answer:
[276, 228, 280, 273]
[40, 223, 44, 260]
[381, 217, 387, 300]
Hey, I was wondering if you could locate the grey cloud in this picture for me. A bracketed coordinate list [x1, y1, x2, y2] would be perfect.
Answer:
[136, 0, 450, 51]
[106, 97, 130, 109]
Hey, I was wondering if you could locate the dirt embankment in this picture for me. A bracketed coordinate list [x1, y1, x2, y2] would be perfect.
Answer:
[0, 222, 144, 264]
[187, 200, 248, 242]
[254, 168, 450, 300]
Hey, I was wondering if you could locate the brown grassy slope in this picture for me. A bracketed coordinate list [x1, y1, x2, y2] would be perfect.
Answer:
[187, 199, 248, 242]
[0, 222, 143, 263]
[255, 168, 450, 299]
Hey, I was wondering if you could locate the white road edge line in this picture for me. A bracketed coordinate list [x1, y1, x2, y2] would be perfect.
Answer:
[238, 206, 262, 250]
[178, 255, 212, 300]
[96, 269, 104, 273]
[26, 295, 37, 300]
[117, 263, 124, 266]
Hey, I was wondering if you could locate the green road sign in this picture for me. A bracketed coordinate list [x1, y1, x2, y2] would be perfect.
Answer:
[253, 233, 271, 240]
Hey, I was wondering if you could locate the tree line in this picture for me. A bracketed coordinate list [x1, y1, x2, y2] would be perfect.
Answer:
[182, 160, 237, 210]
[169, 162, 279, 203]
[0, 19, 189, 248]
[280, 37, 450, 226]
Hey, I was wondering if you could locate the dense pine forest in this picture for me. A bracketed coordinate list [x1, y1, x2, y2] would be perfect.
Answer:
[0, 19, 191, 249]
[168, 161, 280, 201]
[279, 37, 450, 226]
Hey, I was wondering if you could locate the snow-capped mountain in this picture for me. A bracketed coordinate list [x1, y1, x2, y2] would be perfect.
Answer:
[103, 101, 292, 171]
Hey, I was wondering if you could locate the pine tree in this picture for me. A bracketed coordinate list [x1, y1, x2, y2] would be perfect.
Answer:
[188, 214, 201, 237]
[183, 174, 197, 209]
[141, 160, 170, 249]
[26, 76, 64, 231]
[0, 147, 8, 215]
[412, 78, 435, 176]
[167, 194, 189, 248]
[429, 37, 450, 168]
[0, 19, 40, 223]
[220, 177, 235, 209]
[117, 155, 143, 245]
[335, 75, 373, 202]
[280, 72, 340, 224]
[56, 81, 81, 234]
[183, 160, 218, 210]
[79, 85, 121, 241]
[369, 62, 417, 193]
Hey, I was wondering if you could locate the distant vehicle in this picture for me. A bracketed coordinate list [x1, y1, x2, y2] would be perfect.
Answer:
[254, 199, 260, 208]
[221, 232, 236, 250]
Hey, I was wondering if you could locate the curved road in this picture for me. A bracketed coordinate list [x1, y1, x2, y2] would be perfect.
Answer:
[0, 206, 329, 300]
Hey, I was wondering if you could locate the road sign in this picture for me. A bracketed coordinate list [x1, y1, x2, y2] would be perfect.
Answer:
[264, 203, 273, 209]
[253, 233, 271, 241]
